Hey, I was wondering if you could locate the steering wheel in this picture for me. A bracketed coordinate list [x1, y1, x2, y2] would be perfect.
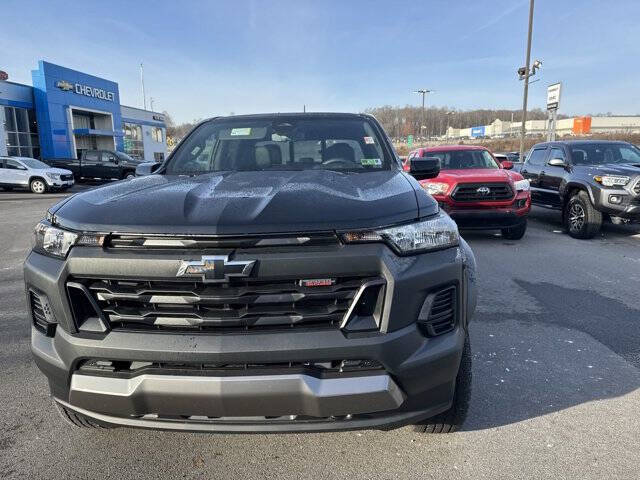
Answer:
[322, 158, 356, 167]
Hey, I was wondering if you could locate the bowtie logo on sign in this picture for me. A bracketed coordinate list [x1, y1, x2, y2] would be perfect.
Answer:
[55, 80, 115, 102]
[55, 80, 74, 91]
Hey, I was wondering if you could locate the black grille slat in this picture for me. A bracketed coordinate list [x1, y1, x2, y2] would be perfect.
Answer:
[451, 182, 513, 202]
[60, 174, 74, 181]
[73, 276, 377, 333]
[29, 291, 55, 335]
[421, 286, 457, 337]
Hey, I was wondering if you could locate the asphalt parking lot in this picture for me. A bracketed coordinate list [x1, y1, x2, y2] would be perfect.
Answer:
[1, 189, 639, 479]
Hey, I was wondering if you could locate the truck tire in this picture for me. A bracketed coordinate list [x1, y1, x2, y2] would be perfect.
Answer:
[564, 191, 602, 239]
[413, 335, 471, 434]
[501, 219, 527, 240]
[54, 401, 117, 429]
[122, 170, 135, 180]
[30, 178, 47, 194]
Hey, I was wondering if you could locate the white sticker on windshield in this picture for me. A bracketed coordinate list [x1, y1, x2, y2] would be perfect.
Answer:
[230, 127, 252, 136]
[361, 158, 382, 167]
[364, 136, 375, 144]
[190, 146, 201, 156]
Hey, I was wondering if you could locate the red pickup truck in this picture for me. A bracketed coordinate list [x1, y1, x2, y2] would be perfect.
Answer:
[407, 145, 531, 239]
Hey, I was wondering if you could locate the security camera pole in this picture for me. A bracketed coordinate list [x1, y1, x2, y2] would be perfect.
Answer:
[414, 89, 434, 141]
[518, 0, 535, 161]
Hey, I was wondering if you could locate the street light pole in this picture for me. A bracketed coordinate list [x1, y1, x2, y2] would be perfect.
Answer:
[414, 89, 434, 140]
[518, 0, 535, 161]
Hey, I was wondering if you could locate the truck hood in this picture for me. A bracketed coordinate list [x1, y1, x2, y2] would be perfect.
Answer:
[423, 168, 518, 184]
[573, 163, 640, 176]
[54, 170, 434, 234]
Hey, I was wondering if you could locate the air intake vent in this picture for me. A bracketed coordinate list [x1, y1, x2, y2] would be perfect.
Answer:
[418, 286, 457, 337]
[29, 290, 56, 336]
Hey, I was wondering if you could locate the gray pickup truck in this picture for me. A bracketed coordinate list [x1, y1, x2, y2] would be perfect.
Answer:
[515, 140, 640, 238]
[46, 150, 142, 181]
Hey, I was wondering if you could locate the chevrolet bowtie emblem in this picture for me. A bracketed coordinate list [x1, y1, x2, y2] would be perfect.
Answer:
[176, 255, 256, 283]
[55, 80, 74, 91]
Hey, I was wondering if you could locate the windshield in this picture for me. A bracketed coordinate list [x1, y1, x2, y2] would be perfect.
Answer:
[18, 158, 49, 169]
[166, 117, 391, 175]
[424, 149, 499, 170]
[570, 143, 640, 165]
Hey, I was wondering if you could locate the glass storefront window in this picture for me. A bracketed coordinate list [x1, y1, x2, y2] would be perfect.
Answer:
[3, 106, 39, 158]
[152, 127, 163, 143]
[123, 122, 144, 159]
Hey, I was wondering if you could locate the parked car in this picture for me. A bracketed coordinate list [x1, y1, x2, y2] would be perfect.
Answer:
[408, 145, 531, 239]
[515, 140, 640, 238]
[25, 113, 477, 434]
[45, 150, 142, 181]
[0, 156, 74, 194]
[494, 152, 520, 164]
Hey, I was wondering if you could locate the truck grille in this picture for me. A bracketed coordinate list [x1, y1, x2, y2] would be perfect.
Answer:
[451, 182, 513, 202]
[60, 174, 74, 181]
[71, 276, 378, 333]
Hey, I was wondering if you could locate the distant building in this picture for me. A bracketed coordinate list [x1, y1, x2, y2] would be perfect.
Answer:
[446, 116, 640, 140]
[0, 61, 167, 162]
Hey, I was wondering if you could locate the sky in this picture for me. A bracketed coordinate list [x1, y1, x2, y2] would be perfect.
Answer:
[2, 0, 639, 123]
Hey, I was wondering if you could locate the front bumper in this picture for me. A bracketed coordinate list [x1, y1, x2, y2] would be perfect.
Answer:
[46, 179, 74, 189]
[25, 240, 476, 432]
[591, 186, 640, 220]
[438, 192, 530, 230]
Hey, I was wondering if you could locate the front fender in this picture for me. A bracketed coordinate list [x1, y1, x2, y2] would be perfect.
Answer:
[458, 238, 477, 325]
[559, 180, 597, 205]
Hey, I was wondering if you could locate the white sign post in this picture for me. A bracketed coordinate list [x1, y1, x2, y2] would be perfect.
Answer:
[546, 83, 562, 141]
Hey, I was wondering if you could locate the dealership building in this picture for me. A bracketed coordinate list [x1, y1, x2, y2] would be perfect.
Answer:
[0, 61, 167, 162]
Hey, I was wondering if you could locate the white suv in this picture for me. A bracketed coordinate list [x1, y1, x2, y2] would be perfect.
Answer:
[0, 157, 74, 194]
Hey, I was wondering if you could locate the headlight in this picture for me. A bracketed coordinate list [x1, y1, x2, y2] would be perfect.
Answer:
[342, 213, 459, 254]
[422, 182, 449, 195]
[34, 221, 104, 259]
[594, 175, 630, 187]
[514, 179, 530, 191]
[45, 172, 61, 180]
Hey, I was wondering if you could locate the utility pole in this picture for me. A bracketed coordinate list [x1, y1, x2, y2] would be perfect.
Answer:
[414, 89, 434, 140]
[140, 63, 147, 110]
[518, 0, 535, 161]
[149, 97, 155, 112]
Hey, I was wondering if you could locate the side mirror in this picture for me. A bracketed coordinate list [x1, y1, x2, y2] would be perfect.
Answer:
[409, 157, 440, 180]
[135, 162, 162, 176]
[500, 160, 514, 170]
[548, 158, 566, 167]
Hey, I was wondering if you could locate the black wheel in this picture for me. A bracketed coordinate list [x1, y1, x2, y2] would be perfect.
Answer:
[30, 178, 47, 194]
[501, 219, 527, 240]
[414, 335, 471, 434]
[54, 401, 117, 429]
[122, 171, 135, 180]
[564, 191, 602, 239]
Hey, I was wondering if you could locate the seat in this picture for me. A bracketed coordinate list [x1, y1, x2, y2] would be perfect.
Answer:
[235, 148, 257, 170]
[571, 150, 585, 164]
[325, 143, 355, 163]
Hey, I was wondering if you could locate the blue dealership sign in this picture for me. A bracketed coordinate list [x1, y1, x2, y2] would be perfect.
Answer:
[31, 61, 123, 159]
[471, 126, 485, 138]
